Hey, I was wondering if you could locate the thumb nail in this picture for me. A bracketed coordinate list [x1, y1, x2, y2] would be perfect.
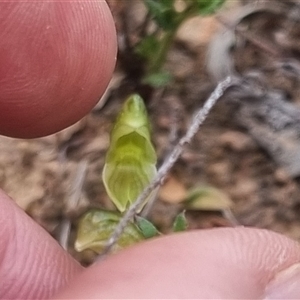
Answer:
[264, 263, 300, 299]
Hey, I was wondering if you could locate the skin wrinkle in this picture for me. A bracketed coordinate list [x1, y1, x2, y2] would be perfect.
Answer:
[0, 4, 58, 104]
[0, 204, 19, 298]
[2, 208, 40, 298]
[56, 228, 300, 299]
[0, 203, 44, 299]
[0, 200, 11, 269]
[1, 186, 300, 299]
[13, 240, 42, 299]
[23, 238, 53, 299]
[190, 230, 265, 296]
[0, 190, 83, 299]
[256, 230, 300, 284]
[1, 3, 45, 92]
[111, 230, 259, 298]
[46, 2, 115, 124]
[216, 228, 300, 284]
[23, 234, 79, 299]
[0, 0, 117, 137]
[235, 229, 300, 289]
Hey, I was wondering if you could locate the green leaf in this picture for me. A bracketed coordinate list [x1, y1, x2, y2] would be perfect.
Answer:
[143, 71, 173, 88]
[102, 94, 157, 213]
[135, 216, 160, 238]
[75, 209, 144, 253]
[173, 210, 188, 232]
[184, 186, 233, 211]
[194, 0, 226, 15]
[143, 0, 178, 30]
[135, 35, 161, 60]
[150, 0, 174, 9]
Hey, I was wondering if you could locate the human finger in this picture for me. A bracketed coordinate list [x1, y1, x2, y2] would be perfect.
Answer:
[55, 227, 300, 299]
[0, 190, 83, 299]
[0, 0, 117, 138]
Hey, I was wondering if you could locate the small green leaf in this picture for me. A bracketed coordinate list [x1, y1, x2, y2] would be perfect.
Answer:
[135, 216, 160, 238]
[135, 35, 160, 60]
[143, 0, 178, 30]
[173, 210, 188, 232]
[194, 0, 225, 15]
[184, 186, 233, 211]
[143, 71, 173, 88]
[102, 94, 157, 213]
[75, 209, 144, 254]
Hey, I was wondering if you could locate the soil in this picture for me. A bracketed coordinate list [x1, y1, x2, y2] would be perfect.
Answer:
[1, 0, 300, 264]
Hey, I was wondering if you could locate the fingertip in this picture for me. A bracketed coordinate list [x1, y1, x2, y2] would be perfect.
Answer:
[0, 1, 117, 138]
[0, 190, 82, 299]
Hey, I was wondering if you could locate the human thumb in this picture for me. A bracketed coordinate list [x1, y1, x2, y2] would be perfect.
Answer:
[55, 227, 300, 299]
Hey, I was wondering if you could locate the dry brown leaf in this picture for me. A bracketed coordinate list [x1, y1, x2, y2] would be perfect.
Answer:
[177, 16, 220, 50]
[159, 176, 187, 204]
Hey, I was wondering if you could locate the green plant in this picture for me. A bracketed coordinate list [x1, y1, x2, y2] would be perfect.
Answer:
[75, 209, 144, 253]
[74, 0, 230, 255]
[102, 94, 157, 213]
[75, 94, 189, 253]
[173, 210, 188, 232]
[74, 72, 233, 254]
[75, 94, 159, 253]
[136, 0, 226, 87]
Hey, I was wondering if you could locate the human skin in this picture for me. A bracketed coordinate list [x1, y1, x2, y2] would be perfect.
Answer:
[0, 1, 300, 299]
[0, 0, 116, 138]
[1, 189, 300, 299]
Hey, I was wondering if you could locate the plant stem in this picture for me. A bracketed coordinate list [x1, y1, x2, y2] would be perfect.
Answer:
[148, 4, 196, 74]
[148, 29, 177, 74]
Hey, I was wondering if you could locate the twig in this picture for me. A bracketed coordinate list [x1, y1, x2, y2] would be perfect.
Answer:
[119, 4, 133, 52]
[67, 160, 88, 215]
[59, 218, 72, 251]
[138, 11, 151, 37]
[142, 97, 181, 218]
[217, 16, 281, 58]
[140, 186, 160, 218]
[59, 160, 88, 250]
[98, 77, 233, 257]
[168, 101, 181, 148]
[222, 208, 240, 226]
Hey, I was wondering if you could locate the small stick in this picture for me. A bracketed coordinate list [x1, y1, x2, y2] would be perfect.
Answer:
[99, 77, 233, 257]
[59, 160, 88, 250]
[216, 16, 281, 58]
[142, 99, 181, 218]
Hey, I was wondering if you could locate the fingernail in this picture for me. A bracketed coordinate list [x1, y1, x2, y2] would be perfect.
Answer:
[264, 263, 300, 299]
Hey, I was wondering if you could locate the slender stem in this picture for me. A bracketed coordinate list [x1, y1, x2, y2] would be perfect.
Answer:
[148, 4, 196, 74]
[99, 77, 233, 257]
[149, 30, 177, 74]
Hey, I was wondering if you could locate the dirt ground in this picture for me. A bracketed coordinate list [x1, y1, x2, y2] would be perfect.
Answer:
[1, 0, 300, 264]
